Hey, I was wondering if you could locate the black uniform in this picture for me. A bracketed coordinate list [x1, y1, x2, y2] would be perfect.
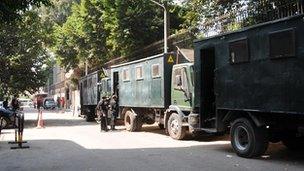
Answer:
[109, 96, 118, 130]
[97, 97, 109, 132]
[3, 99, 8, 109]
[11, 97, 19, 111]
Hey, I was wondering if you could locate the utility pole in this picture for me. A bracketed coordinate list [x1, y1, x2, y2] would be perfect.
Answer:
[149, 0, 169, 53]
[85, 59, 88, 76]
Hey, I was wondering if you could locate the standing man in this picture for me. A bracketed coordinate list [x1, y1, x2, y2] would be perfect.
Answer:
[11, 95, 19, 111]
[57, 97, 61, 109]
[109, 95, 118, 130]
[96, 96, 109, 132]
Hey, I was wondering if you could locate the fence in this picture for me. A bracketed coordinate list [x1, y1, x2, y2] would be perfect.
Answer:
[202, 0, 304, 36]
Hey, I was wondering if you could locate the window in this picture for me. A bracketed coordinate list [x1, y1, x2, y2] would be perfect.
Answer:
[229, 38, 249, 64]
[136, 66, 143, 80]
[152, 64, 160, 78]
[173, 68, 182, 89]
[269, 29, 295, 59]
[122, 68, 130, 81]
[173, 67, 189, 91]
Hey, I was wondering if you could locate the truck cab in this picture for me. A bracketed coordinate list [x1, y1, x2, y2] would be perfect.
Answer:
[171, 63, 194, 111]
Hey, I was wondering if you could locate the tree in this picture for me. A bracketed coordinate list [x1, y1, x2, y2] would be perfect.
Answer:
[183, 0, 301, 35]
[52, 0, 185, 70]
[0, 0, 51, 22]
[0, 12, 49, 96]
[52, 0, 108, 70]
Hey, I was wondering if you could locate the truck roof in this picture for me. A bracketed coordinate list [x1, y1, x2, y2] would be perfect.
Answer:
[111, 53, 164, 68]
[194, 14, 304, 44]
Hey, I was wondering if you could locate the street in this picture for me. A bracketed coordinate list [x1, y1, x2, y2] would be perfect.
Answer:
[0, 108, 303, 171]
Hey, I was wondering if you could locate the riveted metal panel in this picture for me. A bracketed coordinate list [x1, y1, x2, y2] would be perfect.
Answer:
[111, 53, 176, 108]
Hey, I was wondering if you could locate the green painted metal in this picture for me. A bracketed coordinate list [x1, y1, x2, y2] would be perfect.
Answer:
[99, 78, 111, 98]
[171, 63, 194, 111]
[111, 53, 176, 108]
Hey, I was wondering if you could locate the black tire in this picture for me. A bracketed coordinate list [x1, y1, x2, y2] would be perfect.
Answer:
[282, 134, 304, 151]
[158, 123, 165, 130]
[167, 113, 186, 140]
[231, 118, 269, 158]
[86, 112, 94, 122]
[124, 110, 138, 132]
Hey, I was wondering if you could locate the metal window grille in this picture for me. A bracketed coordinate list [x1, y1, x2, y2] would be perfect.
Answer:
[269, 29, 296, 59]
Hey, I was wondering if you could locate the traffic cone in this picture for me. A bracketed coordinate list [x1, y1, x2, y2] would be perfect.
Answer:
[36, 110, 45, 128]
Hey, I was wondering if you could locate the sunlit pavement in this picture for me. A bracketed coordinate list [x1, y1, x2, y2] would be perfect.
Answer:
[0, 108, 303, 171]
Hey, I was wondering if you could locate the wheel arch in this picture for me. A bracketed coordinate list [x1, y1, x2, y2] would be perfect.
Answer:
[164, 105, 185, 129]
[220, 110, 266, 128]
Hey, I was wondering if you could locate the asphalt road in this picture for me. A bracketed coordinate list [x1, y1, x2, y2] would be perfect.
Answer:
[0, 108, 303, 171]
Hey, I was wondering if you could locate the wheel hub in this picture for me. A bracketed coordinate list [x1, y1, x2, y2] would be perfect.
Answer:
[170, 119, 179, 135]
[234, 126, 249, 151]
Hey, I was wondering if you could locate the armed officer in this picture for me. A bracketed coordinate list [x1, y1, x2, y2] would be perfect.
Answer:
[97, 96, 109, 132]
[109, 95, 118, 130]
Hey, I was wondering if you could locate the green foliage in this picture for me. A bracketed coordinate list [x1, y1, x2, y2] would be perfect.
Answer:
[52, 0, 107, 70]
[0, 12, 50, 96]
[104, 0, 164, 57]
[183, 0, 300, 34]
[0, 0, 51, 22]
[52, 0, 185, 70]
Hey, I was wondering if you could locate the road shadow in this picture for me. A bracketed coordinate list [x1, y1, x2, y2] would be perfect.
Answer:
[0, 139, 303, 171]
[139, 124, 230, 142]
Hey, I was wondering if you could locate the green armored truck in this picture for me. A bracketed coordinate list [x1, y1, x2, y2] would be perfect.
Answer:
[107, 14, 304, 158]
[110, 53, 194, 139]
[79, 70, 111, 121]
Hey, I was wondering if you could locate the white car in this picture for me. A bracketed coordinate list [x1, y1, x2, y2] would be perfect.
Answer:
[19, 99, 33, 108]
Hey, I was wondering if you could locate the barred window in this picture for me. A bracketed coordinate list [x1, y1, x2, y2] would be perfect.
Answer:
[229, 38, 249, 64]
[136, 66, 143, 80]
[269, 29, 295, 59]
[152, 64, 160, 78]
[122, 68, 130, 81]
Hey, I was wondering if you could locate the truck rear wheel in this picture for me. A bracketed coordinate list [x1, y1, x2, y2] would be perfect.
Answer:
[231, 118, 268, 158]
[124, 110, 138, 132]
[167, 113, 186, 140]
[85, 110, 95, 122]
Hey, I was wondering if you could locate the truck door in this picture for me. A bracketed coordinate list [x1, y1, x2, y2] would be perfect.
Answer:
[171, 66, 192, 110]
[201, 48, 216, 123]
[113, 72, 119, 97]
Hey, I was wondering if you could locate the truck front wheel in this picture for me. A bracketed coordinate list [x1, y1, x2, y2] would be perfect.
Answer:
[231, 118, 268, 158]
[167, 113, 186, 140]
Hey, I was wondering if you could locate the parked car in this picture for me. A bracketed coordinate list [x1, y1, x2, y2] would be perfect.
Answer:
[19, 99, 33, 108]
[43, 98, 56, 109]
[0, 107, 15, 129]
